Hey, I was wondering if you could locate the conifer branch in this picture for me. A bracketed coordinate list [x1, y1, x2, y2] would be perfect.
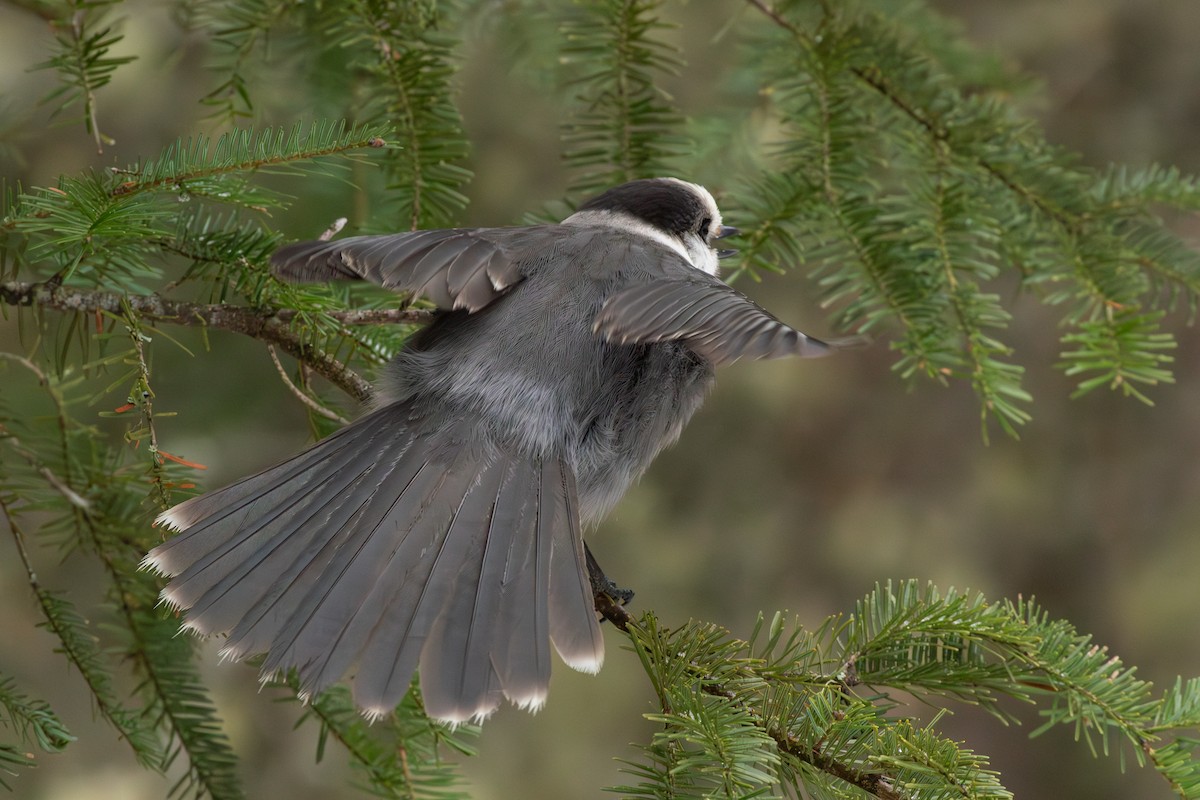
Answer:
[696, 680, 907, 799]
[560, 0, 686, 194]
[0, 496, 161, 769]
[0, 360, 241, 798]
[849, 65, 1076, 233]
[34, 0, 135, 153]
[745, 0, 1073, 232]
[335, 3, 471, 229]
[349, 1, 425, 231]
[285, 679, 477, 799]
[619, 583, 1200, 799]
[110, 124, 389, 199]
[197, 0, 293, 124]
[303, 692, 416, 798]
[0, 672, 72, 789]
[1, 282, 431, 402]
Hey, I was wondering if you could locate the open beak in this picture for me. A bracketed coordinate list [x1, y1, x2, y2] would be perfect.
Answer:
[714, 225, 739, 258]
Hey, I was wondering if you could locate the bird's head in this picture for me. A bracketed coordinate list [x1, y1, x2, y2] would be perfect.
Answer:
[566, 178, 739, 275]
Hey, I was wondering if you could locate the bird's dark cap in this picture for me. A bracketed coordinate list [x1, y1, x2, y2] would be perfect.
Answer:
[577, 178, 711, 238]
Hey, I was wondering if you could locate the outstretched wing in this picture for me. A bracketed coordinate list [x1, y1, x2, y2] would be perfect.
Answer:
[593, 274, 836, 366]
[270, 227, 548, 312]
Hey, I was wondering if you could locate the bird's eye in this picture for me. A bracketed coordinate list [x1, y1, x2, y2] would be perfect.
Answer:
[698, 217, 712, 238]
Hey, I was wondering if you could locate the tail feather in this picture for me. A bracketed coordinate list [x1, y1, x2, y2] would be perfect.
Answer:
[145, 416, 373, 576]
[162, 431, 401, 630]
[353, 460, 506, 717]
[259, 456, 454, 681]
[145, 401, 605, 723]
[146, 411, 406, 621]
[486, 460, 556, 711]
[547, 465, 605, 674]
[417, 460, 532, 722]
[221, 441, 434, 662]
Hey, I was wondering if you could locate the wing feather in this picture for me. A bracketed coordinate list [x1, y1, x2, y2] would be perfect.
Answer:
[271, 227, 546, 312]
[594, 278, 835, 365]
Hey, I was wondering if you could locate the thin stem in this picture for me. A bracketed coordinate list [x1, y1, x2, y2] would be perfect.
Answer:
[267, 345, 349, 424]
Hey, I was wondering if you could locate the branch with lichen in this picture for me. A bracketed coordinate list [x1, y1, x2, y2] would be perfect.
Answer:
[1, 281, 432, 402]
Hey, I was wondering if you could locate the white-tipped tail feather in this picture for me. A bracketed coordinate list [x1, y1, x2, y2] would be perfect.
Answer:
[144, 401, 605, 725]
[510, 688, 548, 714]
[560, 652, 605, 675]
[154, 506, 188, 533]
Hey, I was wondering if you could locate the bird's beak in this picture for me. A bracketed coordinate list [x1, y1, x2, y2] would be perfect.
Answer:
[714, 226, 739, 258]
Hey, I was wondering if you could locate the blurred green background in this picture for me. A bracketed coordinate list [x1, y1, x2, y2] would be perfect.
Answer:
[2, 1, 1200, 798]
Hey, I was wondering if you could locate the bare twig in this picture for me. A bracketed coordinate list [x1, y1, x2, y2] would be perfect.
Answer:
[267, 345, 350, 424]
[1, 281, 433, 402]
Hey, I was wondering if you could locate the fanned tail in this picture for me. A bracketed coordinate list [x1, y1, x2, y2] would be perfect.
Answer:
[143, 402, 603, 723]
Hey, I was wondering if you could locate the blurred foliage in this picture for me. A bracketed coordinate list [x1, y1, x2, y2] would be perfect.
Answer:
[1, 0, 1200, 798]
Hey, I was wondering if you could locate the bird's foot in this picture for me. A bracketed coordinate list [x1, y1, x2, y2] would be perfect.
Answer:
[585, 542, 634, 630]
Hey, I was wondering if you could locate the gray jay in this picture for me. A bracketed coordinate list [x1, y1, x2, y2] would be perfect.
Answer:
[143, 177, 838, 724]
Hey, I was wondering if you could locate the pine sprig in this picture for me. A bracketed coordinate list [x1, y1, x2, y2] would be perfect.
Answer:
[112, 120, 392, 201]
[908, 163, 1029, 437]
[4, 120, 389, 292]
[559, 0, 689, 196]
[1092, 163, 1200, 214]
[0, 675, 73, 789]
[332, 0, 472, 230]
[615, 581, 1200, 799]
[0, 355, 242, 800]
[192, 0, 296, 124]
[13, 173, 173, 288]
[158, 209, 284, 275]
[1059, 309, 1176, 404]
[121, 573, 243, 800]
[741, 0, 1200, 424]
[0, 492, 161, 771]
[286, 679, 478, 799]
[33, 0, 135, 153]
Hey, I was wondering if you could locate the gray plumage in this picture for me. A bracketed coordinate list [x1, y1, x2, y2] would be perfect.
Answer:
[143, 178, 838, 723]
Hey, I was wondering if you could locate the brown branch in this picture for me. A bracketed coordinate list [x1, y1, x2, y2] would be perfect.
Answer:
[1, 281, 433, 403]
[593, 591, 632, 631]
[762, 716, 904, 800]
